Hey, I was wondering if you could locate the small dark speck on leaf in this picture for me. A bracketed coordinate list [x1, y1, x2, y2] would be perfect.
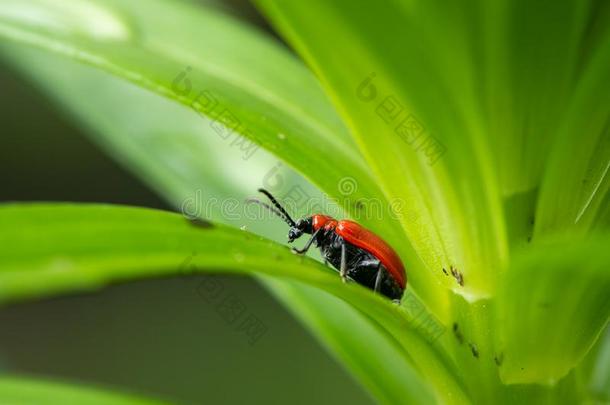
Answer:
[469, 343, 479, 358]
[453, 323, 464, 344]
[527, 236, 532, 243]
[442, 268, 448, 276]
[450, 266, 464, 286]
[494, 353, 504, 366]
[355, 200, 365, 210]
[529, 217, 535, 225]
[188, 217, 214, 229]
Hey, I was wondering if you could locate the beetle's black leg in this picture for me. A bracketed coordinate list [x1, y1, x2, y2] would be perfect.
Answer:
[374, 263, 384, 293]
[291, 228, 321, 254]
[340, 241, 347, 283]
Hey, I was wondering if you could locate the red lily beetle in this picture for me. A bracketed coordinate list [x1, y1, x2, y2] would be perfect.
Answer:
[248, 189, 406, 301]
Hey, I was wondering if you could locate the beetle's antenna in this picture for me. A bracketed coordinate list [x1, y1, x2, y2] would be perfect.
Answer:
[245, 198, 292, 225]
[256, 188, 297, 227]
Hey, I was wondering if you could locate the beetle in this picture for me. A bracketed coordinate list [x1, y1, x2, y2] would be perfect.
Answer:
[248, 188, 406, 301]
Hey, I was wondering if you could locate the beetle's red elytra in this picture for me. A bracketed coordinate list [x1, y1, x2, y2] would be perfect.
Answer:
[248, 189, 406, 301]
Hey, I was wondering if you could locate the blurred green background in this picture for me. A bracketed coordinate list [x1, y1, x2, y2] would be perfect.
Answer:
[0, 1, 373, 404]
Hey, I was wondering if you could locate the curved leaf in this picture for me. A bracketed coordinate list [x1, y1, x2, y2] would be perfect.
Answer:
[263, 278, 436, 405]
[0, 203, 369, 307]
[0, 0, 408, 256]
[583, 326, 610, 402]
[0, 46, 444, 404]
[483, 0, 591, 196]
[254, 0, 508, 304]
[495, 235, 610, 384]
[534, 34, 610, 237]
[0, 375, 168, 405]
[0, 203, 469, 404]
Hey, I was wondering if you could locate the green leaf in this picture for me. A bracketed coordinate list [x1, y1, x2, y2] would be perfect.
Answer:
[0, 375, 168, 405]
[0, 0, 409, 258]
[0, 7, 419, 367]
[534, 32, 610, 237]
[495, 235, 610, 384]
[254, 0, 508, 302]
[0, 202, 366, 307]
[575, 325, 610, 402]
[263, 278, 436, 405]
[0, 203, 468, 404]
[583, 326, 610, 402]
[483, 0, 591, 196]
[0, 46, 448, 404]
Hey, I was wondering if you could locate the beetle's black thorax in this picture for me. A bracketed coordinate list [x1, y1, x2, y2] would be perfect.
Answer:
[315, 230, 369, 267]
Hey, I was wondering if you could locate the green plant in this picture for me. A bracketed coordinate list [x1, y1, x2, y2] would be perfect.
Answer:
[0, 0, 609, 403]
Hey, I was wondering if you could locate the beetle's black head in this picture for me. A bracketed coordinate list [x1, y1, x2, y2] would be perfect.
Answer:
[288, 217, 313, 243]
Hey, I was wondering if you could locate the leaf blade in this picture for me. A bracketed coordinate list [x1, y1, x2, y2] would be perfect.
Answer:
[495, 235, 610, 384]
[254, 0, 508, 303]
[0, 203, 468, 404]
[0, 0, 406, 249]
[0, 375, 168, 405]
[0, 46, 449, 403]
